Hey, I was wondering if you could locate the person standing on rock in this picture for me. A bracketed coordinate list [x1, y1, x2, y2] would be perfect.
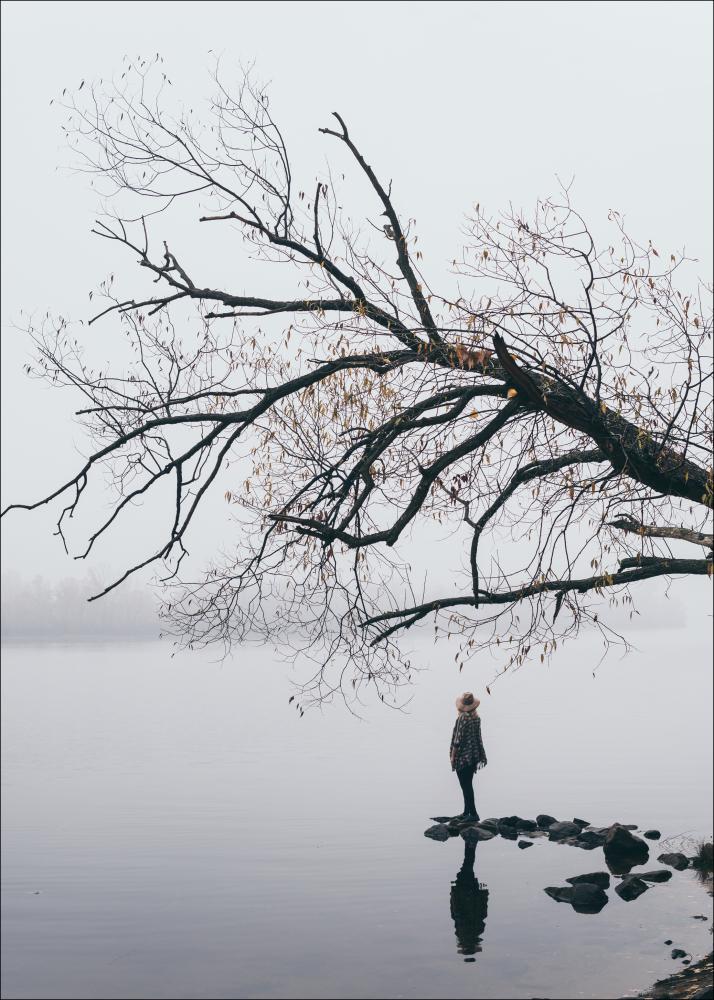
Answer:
[450, 692, 487, 821]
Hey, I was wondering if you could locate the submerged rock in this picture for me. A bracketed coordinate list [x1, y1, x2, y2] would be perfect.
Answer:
[424, 823, 450, 842]
[657, 852, 690, 871]
[615, 876, 649, 901]
[565, 871, 610, 889]
[671, 948, 688, 960]
[644, 829, 661, 840]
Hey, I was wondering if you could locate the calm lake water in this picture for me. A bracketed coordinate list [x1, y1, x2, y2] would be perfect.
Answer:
[1, 633, 712, 1000]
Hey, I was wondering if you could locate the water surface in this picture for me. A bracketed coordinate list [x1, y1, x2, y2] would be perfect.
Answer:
[2, 635, 712, 999]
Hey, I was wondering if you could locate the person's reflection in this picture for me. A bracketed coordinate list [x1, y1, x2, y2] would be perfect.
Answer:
[450, 839, 489, 960]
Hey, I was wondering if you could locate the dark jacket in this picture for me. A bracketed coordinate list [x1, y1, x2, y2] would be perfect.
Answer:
[450, 712, 487, 772]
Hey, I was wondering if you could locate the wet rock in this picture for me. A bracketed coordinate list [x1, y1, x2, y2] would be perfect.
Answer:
[536, 813, 558, 829]
[571, 883, 609, 914]
[498, 823, 519, 840]
[479, 817, 500, 832]
[615, 876, 649, 901]
[566, 871, 610, 889]
[544, 883, 608, 913]
[575, 831, 606, 850]
[644, 829, 661, 840]
[692, 914, 708, 920]
[518, 839, 533, 849]
[664, 939, 673, 945]
[636, 869, 672, 883]
[671, 948, 687, 960]
[545, 885, 575, 903]
[430, 816, 452, 824]
[548, 821, 583, 841]
[657, 852, 690, 871]
[461, 825, 496, 844]
[604, 825, 649, 874]
[572, 818, 590, 829]
[692, 985, 713, 999]
[424, 823, 450, 842]
[499, 815, 538, 831]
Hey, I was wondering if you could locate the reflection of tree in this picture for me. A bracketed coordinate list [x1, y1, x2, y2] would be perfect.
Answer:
[450, 841, 489, 959]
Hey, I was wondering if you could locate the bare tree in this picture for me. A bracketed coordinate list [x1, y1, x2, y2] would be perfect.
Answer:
[4, 60, 712, 708]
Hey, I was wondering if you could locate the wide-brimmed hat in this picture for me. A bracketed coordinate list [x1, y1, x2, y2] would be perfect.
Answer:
[456, 691, 480, 713]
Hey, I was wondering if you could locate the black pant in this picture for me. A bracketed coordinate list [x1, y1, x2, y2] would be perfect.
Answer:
[456, 767, 476, 816]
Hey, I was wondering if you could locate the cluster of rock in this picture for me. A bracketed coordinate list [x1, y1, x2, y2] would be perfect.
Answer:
[424, 812, 699, 916]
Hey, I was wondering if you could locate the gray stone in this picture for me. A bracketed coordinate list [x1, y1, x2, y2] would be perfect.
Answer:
[536, 814, 558, 829]
[478, 817, 500, 832]
[572, 818, 590, 829]
[636, 869, 672, 883]
[670, 948, 687, 959]
[424, 823, 450, 842]
[657, 852, 690, 871]
[544, 883, 608, 912]
[615, 876, 649, 901]
[570, 883, 609, 913]
[498, 823, 519, 840]
[643, 829, 661, 840]
[604, 825, 649, 874]
[548, 821, 583, 841]
[499, 815, 538, 831]
[566, 871, 610, 889]
[461, 825, 496, 844]
[518, 839, 533, 849]
[576, 830, 607, 847]
[544, 885, 575, 903]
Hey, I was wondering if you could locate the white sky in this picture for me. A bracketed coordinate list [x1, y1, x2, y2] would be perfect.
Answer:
[1, 1, 712, 637]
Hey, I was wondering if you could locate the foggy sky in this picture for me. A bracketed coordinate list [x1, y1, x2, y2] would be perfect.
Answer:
[1, 1, 712, 643]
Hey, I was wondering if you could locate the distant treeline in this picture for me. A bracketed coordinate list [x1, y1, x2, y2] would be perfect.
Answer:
[1, 572, 159, 639]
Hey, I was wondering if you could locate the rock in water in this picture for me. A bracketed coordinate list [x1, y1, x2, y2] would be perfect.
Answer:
[544, 883, 608, 912]
[615, 876, 649, 901]
[603, 824, 649, 874]
[424, 824, 450, 842]
[536, 814, 558, 829]
[657, 852, 690, 871]
[576, 830, 607, 849]
[671, 948, 687, 959]
[461, 826, 496, 844]
[572, 818, 590, 829]
[570, 883, 609, 913]
[545, 886, 575, 903]
[498, 822, 519, 840]
[548, 821, 583, 841]
[499, 815, 538, 831]
[479, 818, 500, 832]
[636, 869, 672, 883]
[566, 872, 610, 889]
[643, 829, 661, 840]
[518, 840, 533, 849]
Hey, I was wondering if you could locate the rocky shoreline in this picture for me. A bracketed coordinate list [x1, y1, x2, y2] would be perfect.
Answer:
[631, 950, 712, 999]
[425, 814, 713, 996]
